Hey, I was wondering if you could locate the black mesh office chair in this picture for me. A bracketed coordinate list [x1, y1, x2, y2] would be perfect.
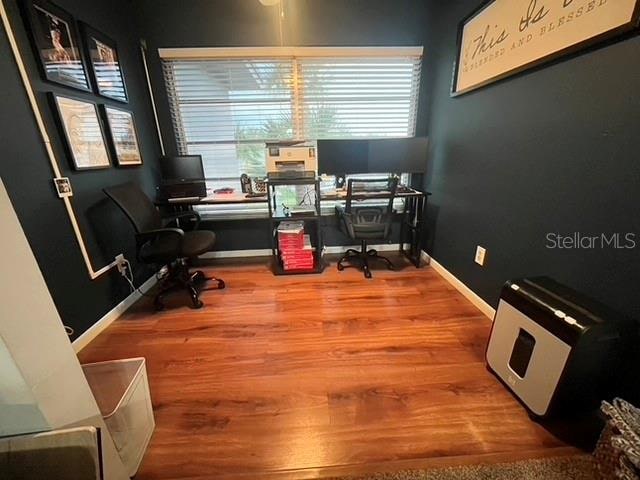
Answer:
[104, 182, 224, 310]
[335, 177, 398, 278]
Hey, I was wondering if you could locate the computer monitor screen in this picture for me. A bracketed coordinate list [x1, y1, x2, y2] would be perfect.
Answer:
[368, 137, 428, 174]
[318, 138, 427, 174]
[159, 155, 205, 181]
[317, 140, 369, 174]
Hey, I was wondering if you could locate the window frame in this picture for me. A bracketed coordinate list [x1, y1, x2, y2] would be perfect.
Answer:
[160, 46, 424, 218]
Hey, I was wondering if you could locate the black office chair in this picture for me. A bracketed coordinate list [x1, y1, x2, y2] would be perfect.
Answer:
[335, 177, 398, 278]
[104, 182, 224, 310]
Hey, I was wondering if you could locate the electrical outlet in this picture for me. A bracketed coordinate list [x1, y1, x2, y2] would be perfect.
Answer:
[475, 246, 486, 266]
[115, 254, 128, 275]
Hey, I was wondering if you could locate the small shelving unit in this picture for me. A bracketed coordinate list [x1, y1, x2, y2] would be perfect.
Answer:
[267, 176, 325, 275]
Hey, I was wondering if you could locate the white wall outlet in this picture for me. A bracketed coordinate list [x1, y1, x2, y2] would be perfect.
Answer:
[115, 254, 127, 275]
[475, 246, 486, 266]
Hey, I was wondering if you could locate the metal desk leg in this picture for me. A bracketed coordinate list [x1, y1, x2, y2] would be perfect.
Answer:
[401, 194, 425, 268]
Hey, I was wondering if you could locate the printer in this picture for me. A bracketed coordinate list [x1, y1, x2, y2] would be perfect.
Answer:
[266, 141, 317, 179]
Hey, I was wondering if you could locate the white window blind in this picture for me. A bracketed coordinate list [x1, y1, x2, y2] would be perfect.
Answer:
[298, 57, 421, 139]
[161, 47, 422, 188]
[162, 58, 295, 182]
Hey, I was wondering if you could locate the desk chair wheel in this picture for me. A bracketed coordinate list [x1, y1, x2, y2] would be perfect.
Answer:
[188, 284, 204, 309]
[337, 263, 345, 271]
[190, 269, 225, 290]
[191, 270, 207, 284]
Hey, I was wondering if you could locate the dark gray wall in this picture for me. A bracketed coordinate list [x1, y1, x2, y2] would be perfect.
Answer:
[134, 0, 431, 249]
[0, 0, 161, 340]
[423, 1, 640, 398]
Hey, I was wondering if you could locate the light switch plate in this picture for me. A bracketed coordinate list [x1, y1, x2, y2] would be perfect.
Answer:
[475, 246, 486, 266]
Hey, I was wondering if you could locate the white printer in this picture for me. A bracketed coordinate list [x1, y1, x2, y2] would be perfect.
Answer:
[266, 141, 317, 177]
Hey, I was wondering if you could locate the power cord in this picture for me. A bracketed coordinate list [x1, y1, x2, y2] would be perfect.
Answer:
[298, 187, 313, 206]
[122, 259, 163, 298]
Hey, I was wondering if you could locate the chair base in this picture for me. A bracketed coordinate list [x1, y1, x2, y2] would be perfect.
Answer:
[337, 240, 394, 279]
[154, 260, 224, 310]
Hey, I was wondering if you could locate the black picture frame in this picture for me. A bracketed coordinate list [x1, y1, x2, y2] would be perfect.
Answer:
[48, 93, 111, 170]
[451, 0, 640, 97]
[21, 0, 91, 92]
[80, 22, 128, 103]
[100, 105, 143, 166]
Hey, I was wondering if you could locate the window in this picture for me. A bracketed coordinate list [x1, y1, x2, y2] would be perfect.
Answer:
[161, 47, 423, 192]
[298, 57, 421, 139]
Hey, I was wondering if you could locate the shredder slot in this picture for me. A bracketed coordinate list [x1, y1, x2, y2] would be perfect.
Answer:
[509, 328, 536, 378]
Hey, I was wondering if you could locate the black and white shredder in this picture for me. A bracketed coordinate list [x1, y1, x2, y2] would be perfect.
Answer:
[486, 277, 632, 418]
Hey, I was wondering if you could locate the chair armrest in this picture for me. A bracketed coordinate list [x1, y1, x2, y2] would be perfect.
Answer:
[163, 211, 201, 230]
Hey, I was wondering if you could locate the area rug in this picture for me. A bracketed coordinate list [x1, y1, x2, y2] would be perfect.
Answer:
[326, 455, 598, 480]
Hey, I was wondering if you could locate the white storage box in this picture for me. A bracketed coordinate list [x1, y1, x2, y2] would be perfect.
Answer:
[82, 357, 155, 477]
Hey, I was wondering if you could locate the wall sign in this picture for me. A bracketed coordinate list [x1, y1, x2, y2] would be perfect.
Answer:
[452, 0, 640, 96]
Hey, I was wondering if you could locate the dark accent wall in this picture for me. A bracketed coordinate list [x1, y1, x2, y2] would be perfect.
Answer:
[133, 0, 431, 250]
[423, 1, 640, 400]
[0, 0, 161, 340]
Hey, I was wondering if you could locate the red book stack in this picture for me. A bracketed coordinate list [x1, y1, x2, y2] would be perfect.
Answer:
[277, 221, 314, 271]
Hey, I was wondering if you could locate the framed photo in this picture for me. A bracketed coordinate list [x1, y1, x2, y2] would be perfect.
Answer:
[102, 106, 142, 166]
[452, 0, 640, 96]
[81, 23, 128, 102]
[53, 177, 73, 197]
[49, 93, 111, 170]
[21, 0, 91, 92]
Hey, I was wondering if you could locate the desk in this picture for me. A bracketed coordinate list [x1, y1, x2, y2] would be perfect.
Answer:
[165, 192, 267, 205]
[157, 188, 430, 268]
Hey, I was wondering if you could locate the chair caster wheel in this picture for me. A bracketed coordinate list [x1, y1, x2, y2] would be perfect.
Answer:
[337, 264, 344, 271]
[190, 299, 204, 309]
[192, 270, 207, 284]
[216, 280, 225, 290]
[364, 270, 372, 279]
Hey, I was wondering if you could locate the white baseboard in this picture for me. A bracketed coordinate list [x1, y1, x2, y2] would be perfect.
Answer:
[200, 249, 271, 259]
[199, 243, 411, 259]
[426, 255, 496, 320]
[324, 243, 410, 254]
[72, 274, 158, 353]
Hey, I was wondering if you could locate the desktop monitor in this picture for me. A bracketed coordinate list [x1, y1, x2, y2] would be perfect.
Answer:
[317, 138, 427, 175]
[368, 137, 428, 174]
[159, 155, 205, 181]
[317, 140, 369, 175]
[158, 155, 207, 199]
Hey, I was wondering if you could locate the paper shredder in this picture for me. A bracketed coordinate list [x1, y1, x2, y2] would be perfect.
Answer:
[486, 277, 631, 417]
